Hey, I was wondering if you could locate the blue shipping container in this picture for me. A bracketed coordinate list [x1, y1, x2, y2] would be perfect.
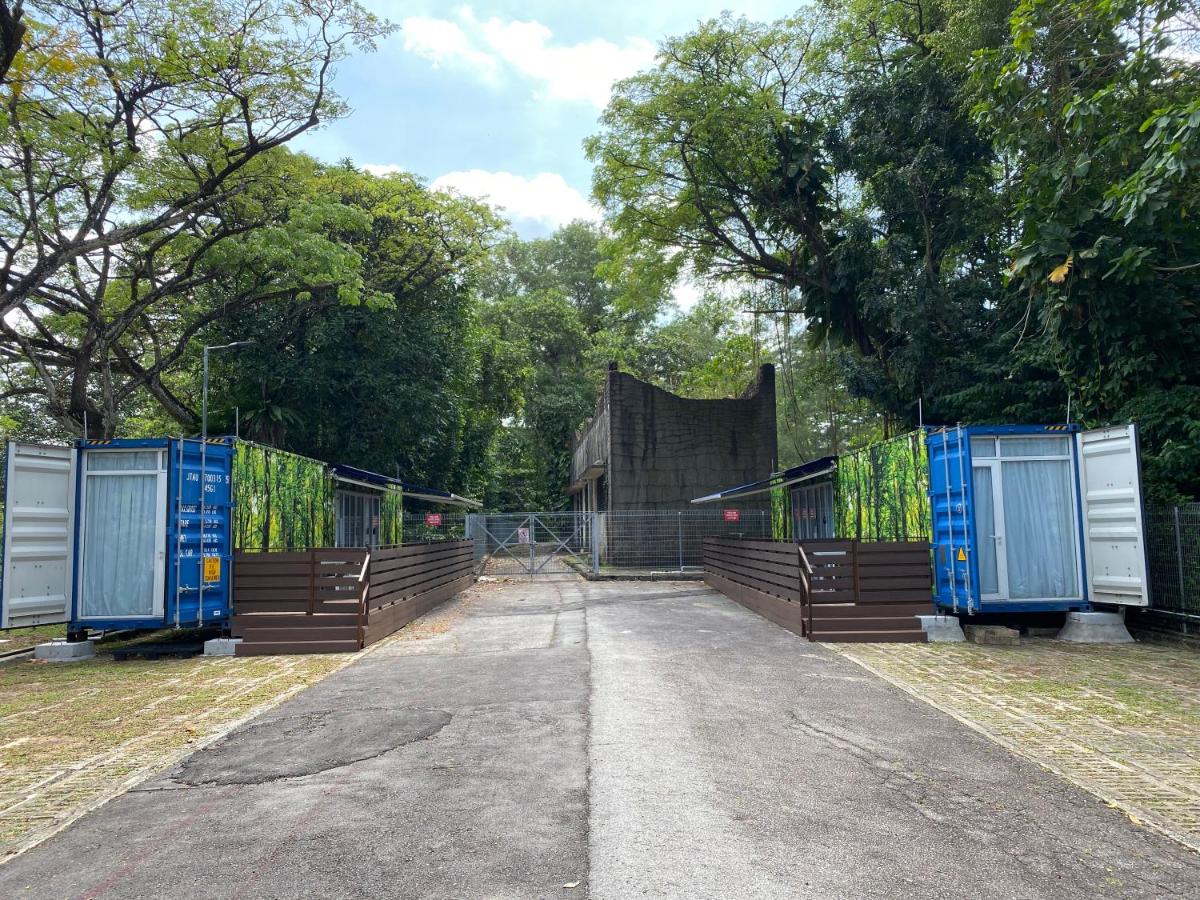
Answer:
[926, 424, 1149, 615]
[70, 438, 232, 632]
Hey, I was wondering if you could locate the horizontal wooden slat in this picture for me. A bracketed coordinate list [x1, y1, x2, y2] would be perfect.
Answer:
[858, 577, 933, 591]
[809, 602, 933, 619]
[230, 625, 360, 642]
[703, 561, 804, 602]
[234, 612, 362, 627]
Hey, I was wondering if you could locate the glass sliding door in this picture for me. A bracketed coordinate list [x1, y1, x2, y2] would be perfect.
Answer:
[971, 461, 1005, 600]
[79, 450, 168, 618]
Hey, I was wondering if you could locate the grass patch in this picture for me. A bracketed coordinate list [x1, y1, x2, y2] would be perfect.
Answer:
[0, 624, 67, 655]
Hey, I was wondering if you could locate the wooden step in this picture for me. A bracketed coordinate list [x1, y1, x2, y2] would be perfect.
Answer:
[813, 616, 923, 632]
[231, 626, 359, 643]
[235, 639, 361, 656]
[809, 602, 933, 619]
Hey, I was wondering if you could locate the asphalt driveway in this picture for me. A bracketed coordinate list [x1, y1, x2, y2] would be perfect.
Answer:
[1, 579, 1198, 898]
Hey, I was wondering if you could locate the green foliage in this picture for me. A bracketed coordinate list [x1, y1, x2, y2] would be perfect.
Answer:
[969, 0, 1200, 496]
[835, 432, 931, 541]
[590, 0, 1200, 499]
[0, 0, 391, 436]
[208, 161, 505, 498]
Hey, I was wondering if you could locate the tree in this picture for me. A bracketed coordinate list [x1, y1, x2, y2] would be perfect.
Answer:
[0, 0, 23, 82]
[1, 150, 389, 436]
[973, 0, 1200, 497]
[208, 164, 510, 494]
[0, 0, 389, 435]
[587, 7, 1022, 429]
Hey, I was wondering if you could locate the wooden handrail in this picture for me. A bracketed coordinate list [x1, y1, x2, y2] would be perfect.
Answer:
[798, 544, 814, 638]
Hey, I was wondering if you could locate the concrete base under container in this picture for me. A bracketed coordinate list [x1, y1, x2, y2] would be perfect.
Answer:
[917, 615, 966, 642]
[203, 638, 243, 657]
[1057, 611, 1135, 644]
[34, 640, 95, 662]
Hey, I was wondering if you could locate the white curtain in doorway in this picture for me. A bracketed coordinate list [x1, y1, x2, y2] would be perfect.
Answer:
[1001, 459, 1079, 599]
[82, 474, 158, 616]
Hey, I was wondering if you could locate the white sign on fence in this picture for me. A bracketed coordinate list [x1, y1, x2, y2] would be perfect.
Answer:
[517, 527, 531, 544]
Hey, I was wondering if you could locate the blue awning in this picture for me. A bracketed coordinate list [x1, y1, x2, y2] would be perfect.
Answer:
[691, 456, 837, 504]
[331, 464, 482, 508]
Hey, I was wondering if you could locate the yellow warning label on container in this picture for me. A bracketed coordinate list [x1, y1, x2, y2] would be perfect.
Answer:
[956, 548, 966, 561]
[203, 556, 221, 583]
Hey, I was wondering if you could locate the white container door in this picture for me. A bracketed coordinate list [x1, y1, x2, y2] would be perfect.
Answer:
[1, 442, 77, 628]
[78, 449, 168, 619]
[1076, 424, 1150, 606]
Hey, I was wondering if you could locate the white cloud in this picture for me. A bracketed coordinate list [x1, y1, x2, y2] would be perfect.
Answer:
[401, 13, 499, 82]
[430, 169, 600, 230]
[399, 7, 656, 108]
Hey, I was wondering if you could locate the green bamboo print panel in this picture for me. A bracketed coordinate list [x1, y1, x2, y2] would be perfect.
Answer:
[771, 485, 792, 541]
[233, 440, 336, 550]
[380, 486, 404, 546]
[835, 432, 931, 542]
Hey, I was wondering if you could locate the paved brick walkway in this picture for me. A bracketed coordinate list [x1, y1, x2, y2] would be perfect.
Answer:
[834, 639, 1200, 853]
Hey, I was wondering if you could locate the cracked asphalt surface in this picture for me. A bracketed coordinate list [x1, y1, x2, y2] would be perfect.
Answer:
[2, 579, 1199, 898]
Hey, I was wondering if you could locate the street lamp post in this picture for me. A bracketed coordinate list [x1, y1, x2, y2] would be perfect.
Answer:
[197, 341, 254, 626]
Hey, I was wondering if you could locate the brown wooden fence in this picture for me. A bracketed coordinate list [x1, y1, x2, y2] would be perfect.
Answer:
[703, 537, 933, 642]
[232, 541, 475, 655]
[364, 541, 476, 646]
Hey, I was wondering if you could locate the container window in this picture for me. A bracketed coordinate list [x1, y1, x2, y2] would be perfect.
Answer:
[87, 450, 162, 471]
[998, 436, 1070, 457]
[970, 437, 996, 458]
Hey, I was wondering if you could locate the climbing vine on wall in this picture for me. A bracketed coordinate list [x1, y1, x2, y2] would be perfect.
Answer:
[835, 432, 931, 542]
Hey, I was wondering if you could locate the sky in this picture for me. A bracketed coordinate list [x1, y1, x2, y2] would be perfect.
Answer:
[294, 2, 799, 240]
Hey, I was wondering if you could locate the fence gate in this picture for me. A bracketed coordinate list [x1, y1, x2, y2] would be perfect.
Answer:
[469, 512, 594, 578]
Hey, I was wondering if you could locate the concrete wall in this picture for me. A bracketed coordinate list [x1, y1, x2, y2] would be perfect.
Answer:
[575, 364, 776, 512]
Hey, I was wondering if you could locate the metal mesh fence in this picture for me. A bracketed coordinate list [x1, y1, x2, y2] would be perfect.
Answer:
[599, 510, 772, 573]
[464, 509, 772, 578]
[468, 512, 592, 577]
[401, 512, 467, 543]
[1145, 502, 1200, 616]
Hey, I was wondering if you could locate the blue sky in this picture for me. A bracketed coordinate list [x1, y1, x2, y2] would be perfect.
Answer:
[295, 2, 799, 239]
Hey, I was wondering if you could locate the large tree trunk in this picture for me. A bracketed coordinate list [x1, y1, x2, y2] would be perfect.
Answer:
[0, 1, 25, 83]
